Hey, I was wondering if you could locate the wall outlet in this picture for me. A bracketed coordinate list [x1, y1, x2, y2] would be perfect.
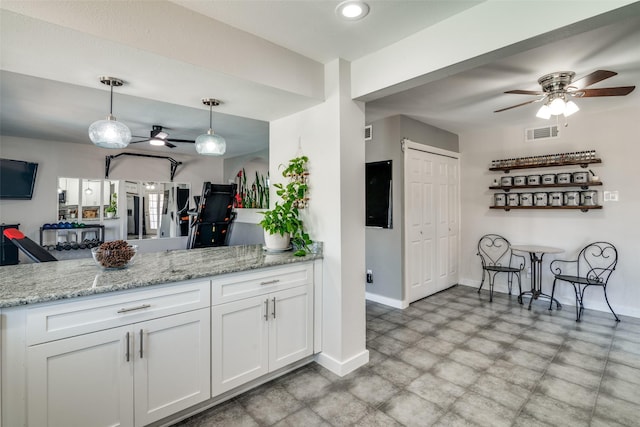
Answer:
[366, 269, 373, 283]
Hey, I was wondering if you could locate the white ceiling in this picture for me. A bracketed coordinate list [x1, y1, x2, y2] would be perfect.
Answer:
[1, 1, 639, 158]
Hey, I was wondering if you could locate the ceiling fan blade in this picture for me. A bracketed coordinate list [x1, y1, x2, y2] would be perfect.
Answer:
[494, 99, 539, 113]
[577, 86, 635, 97]
[504, 89, 544, 95]
[570, 70, 617, 90]
[165, 141, 177, 149]
[130, 139, 150, 144]
[167, 138, 196, 143]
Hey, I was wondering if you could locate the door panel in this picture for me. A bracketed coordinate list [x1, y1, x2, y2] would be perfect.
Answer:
[269, 285, 313, 371]
[212, 296, 269, 396]
[27, 326, 133, 427]
[134, 309, 210, 427]
[406, 148, 459, 303]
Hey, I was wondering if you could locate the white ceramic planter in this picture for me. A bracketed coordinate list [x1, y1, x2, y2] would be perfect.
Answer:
[263, 230, 290, 250]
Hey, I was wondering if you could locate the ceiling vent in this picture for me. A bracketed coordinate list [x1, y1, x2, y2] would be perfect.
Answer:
[525, 125, 559, 142]
[364, 125, 372, 141]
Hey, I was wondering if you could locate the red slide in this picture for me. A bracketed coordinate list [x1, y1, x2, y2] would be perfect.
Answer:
[3, 228, 57, 263]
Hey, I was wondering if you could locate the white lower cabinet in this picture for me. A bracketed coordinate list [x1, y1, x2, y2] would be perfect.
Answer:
[28, 325, 134, 427]
[27, 308, 210, 427]
[212, 283, 313, 396]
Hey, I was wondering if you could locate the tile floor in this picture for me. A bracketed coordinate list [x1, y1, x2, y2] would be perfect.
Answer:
[175, 285, 640, 426]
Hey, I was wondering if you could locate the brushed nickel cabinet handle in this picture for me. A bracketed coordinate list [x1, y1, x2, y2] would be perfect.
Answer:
[272, 297, 276, 319]
[260, 279, 280, 286]
[139, 329, 144, 359]
[264, 299, 269, 321]
[125, 332, 130, 362]
[117, 304, 151, 314]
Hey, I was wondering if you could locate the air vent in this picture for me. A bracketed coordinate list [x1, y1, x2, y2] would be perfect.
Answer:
[364, 125, 372, 141]
[525, 125, 559, 142]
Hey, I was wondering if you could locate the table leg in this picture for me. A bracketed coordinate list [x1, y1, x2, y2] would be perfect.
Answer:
[518, 252, 562, 310]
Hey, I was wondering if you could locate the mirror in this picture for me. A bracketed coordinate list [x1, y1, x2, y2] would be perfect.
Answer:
[58, 177, 189, 241]
[125, 181, 190, 240]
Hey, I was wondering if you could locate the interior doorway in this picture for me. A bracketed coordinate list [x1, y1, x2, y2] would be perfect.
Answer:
[403, 140, 459, 304]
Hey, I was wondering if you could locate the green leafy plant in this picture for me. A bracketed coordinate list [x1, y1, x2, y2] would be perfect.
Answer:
[105, 193, 117, 214]
[235, 169, 269, 208]
[259, 156, 312, 256]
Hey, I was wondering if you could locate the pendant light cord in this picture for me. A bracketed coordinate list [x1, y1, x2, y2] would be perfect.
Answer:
[209, 103, 213, 130]
[109, 81, 114, 115]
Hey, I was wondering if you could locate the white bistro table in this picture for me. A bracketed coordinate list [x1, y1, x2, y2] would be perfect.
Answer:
[511, 245, 564, 310]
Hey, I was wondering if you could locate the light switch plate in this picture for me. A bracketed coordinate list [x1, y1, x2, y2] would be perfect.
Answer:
[604, 191, 619, 202]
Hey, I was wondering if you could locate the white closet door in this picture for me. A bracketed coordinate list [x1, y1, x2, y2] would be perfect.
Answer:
[405, 146, 459, 303]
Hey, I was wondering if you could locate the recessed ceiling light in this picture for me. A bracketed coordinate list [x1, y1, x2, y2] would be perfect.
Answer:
[336, 1, 370, 21]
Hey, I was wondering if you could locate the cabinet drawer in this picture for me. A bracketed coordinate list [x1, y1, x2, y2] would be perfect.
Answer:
[26, 280, 210, 345]
[212, 263, 312, 305]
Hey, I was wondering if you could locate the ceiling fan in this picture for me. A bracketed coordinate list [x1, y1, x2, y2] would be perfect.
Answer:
[131, 125, 195, 148]
[494, 70, 636, 115]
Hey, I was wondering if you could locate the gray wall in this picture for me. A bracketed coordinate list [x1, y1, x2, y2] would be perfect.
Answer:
[365, 115, 458, 304]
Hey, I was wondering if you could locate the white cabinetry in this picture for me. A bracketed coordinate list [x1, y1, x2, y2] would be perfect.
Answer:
[24, 281, 210, 427]
[211, 264, 314, 396]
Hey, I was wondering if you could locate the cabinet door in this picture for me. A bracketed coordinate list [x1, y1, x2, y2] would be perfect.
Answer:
[134, 308, 210, 427]
[27, 326, 133, 427]
[212, 296, 269, 396]
[269, 284, 314, 371]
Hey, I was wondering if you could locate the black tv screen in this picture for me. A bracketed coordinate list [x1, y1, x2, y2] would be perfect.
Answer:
[366, 160, 392, 228]
[0, 158, 39, 200]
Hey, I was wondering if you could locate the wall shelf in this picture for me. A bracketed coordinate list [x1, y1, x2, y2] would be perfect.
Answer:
[489, 158, 601, 173]
[490, 206, 602, 212]
[489, 181, 602, 192]
[488, 152, 603, 213]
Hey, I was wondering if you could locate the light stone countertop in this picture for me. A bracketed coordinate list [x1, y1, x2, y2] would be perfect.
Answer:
[0, 244, 322, 309]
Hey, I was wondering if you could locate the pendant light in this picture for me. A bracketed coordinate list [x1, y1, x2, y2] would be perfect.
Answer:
[195, 98, 226, 156]
[88, 76, 132, 149]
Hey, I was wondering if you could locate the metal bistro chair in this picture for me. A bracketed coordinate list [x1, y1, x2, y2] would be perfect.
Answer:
[549, 241, 619, 322]
[477, 234, 525, 302]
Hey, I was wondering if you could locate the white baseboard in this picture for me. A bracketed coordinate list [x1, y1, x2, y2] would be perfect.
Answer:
[315, 349, 369, 377]
[365, 292, 408, 309]
[457, 279, 639, 319]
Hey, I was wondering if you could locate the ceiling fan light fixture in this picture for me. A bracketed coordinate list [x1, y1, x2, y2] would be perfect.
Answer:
[149, 137, 166, 146]
[548, 97, 566, 116]
[196, 98, 226, 156]
[536, 104, 551, 119]
[564, 100, 580, 117]
[88, 76, 131, 149]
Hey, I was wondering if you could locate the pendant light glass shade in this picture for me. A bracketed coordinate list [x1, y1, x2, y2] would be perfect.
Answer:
[196, 130, 226, 155]
[89, 114, 132, 148]
[196, 98, 226, 156]
[89, 77, 131, 149]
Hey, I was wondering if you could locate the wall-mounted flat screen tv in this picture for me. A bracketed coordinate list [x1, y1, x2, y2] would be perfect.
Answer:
[366, 160, 392, 228]
[0, 158, 39, 200]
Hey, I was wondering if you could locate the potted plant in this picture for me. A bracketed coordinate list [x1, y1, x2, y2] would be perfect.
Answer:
[105, 193, 117, 219]
[259, 156, 312, 256]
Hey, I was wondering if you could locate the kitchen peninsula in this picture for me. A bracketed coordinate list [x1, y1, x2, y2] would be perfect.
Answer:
[1, 244, 323, 427]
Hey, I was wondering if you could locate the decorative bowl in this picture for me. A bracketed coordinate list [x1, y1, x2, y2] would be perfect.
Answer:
[91, 241, 137, 269]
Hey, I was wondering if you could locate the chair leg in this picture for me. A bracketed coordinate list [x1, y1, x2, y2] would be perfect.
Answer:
[514, 272, 522, 304]
[573, 283, 583, 322]
[603, 286, 620, 322]
[488, 272, 496, 302]
[549, 279, 557, 311]
[507, 272, 513, 295]
[478, 269, 485, 294]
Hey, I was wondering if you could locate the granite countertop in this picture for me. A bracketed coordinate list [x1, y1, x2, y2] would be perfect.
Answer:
[0, 244, 322, 309]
